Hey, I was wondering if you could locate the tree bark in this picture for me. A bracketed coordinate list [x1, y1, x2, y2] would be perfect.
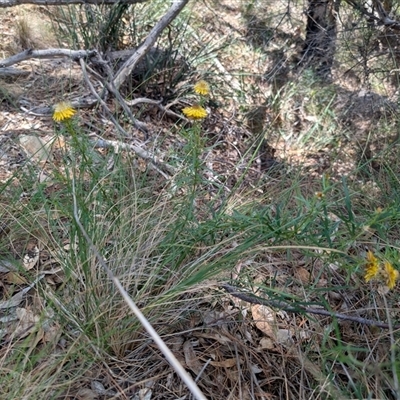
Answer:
[301, 0, 340, 78]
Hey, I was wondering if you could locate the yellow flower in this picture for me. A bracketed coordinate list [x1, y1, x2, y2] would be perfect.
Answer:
[364, 251, 398, 290]
[383, 261, 399, 290]
[182, 104, 208, 120]
[53, 101, 76, 122]
[365, 251, 380, 283]
[194, 80, 210, 96]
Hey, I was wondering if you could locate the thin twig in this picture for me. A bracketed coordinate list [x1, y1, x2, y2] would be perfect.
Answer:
[221, 283, 400, 330]
[344, 0, 400, 30]
[86, 55, 149, 137]
[125, 97, 188, 121]
[71, 178, 207, 400]
[79, 58, 129, 138]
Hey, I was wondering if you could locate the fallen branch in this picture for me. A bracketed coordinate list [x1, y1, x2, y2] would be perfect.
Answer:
[0, 48, 97, 68]
[82, 56, 149, 137]
[0, 0, 146, 7]
[79, 58, 129, 137]
[80, 61, 173, 179]
[125, 97, 188, 121]
[221, 283, 400, 330]
[0, 67, 30, 77]
[113, 0, 190, 90]
[91, 138, 176, 176]
[19, 95, 98, 116]
[0, 4, 189, 132]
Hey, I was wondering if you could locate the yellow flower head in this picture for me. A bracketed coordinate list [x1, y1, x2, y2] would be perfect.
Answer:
[364, 251, 380, 283]
[53, 101, 76, 122]
[364, 251, 399, 290]
[182, 104, 208, 120]
[194, 80, 210, 96]
[383, 261, 399, 290]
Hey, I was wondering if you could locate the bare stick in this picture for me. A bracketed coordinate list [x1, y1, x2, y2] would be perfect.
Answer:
[126, 97, 188, 121]
[71, 178, 207, 400]
[113, 0, 190, 90]
[344, 0, 400, 30]
[221, 283, 400, 330]
[0, 0, 145, 7]
[84, 55, 149, 136]
[19, 95, 98, 117]
[79, 58, 129, 138]
[91, 138, 176, 175]
[0, 67, 30, 77]
[0, 49, 97, 68]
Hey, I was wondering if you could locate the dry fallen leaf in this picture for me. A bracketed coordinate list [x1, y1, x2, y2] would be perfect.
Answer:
[276, 329, 293, 346]
[183, 340, 202, 375]
[3, 271, 27, 285]
[91, 381, 107, 396]
[0, 288, 28, 310]
[0, 274, 44, 310]
[251, 304, 277, 338]
[14, 307, 40, 338]
[210, 358, 238, 368]
[296, 267, 311, 284]
[42, 322, 61, 343]
[137, 388, 152, 400]
[195, 332, 232, 345]
[258, 337, 274, 350]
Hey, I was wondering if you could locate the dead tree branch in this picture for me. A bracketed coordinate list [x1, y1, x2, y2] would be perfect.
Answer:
[80, 58, 149, 136]
[78, 58, 129, 137]
[125, 97, 188, 121]
[91, 138, 176, 176]
[344, 0, 400, 30]
[113, 0, 190, 89]
[0, 49, 97, 68]
[0, 67, 30, 77]
[221, 283, 400, 330]
[0, 0, 146, 7]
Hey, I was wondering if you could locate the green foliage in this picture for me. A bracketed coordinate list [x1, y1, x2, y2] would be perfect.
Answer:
[50, 3, 130, 51]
